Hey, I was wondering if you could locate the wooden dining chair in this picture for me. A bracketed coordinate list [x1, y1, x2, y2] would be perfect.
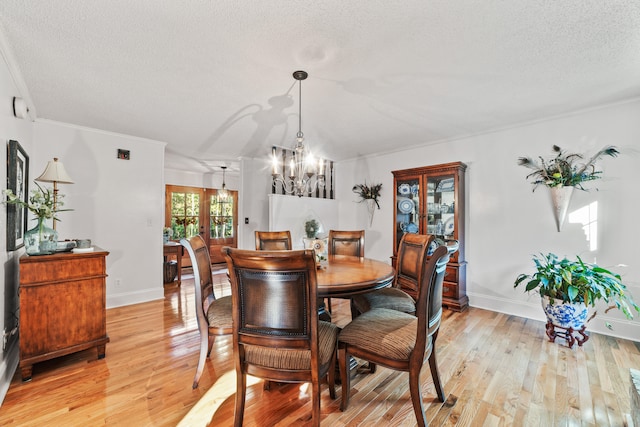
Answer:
[254, 230, 292, 250]
[327, 230, 365, 314]
[327, 230, 365, 257]
[351, 233, 433, 317]
[223, 247, 338, 427]
[337, 241, 457, 427]
[180, 235, 233, 389]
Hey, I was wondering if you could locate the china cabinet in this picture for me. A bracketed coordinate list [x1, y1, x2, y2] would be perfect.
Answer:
[392, 162, 468, 311]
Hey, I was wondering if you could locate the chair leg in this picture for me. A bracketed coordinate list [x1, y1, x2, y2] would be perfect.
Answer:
[327, 345, 336, 399]
[234, 372, 247, 427]
[349, 299, 361, 319]
[192, 332, 212, 389]
[326, 298, 332, 314]
[408, 367, 427, 427]
[311, 373, 321, 427]
[206, 333, 215, 357]
[338, 344, 351, 411]
[428, 349, 445, 402]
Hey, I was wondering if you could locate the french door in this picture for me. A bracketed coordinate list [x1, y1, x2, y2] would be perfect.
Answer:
[165, 185, 237, 265]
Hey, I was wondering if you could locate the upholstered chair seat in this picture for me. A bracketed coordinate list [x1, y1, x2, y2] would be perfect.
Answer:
[351, 288, 416, 314]
[339, 308, 430, 361]
[206, 297, 233, 333]
[243, 321, 338, 371]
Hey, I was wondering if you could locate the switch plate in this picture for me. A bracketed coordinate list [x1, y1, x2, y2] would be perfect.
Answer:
[244, 217, 249, 224]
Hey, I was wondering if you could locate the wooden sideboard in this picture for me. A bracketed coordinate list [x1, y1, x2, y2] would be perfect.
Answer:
[19, 247, 110, 381]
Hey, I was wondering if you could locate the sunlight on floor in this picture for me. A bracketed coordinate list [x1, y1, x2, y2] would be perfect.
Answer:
[177, 372, 261, 427]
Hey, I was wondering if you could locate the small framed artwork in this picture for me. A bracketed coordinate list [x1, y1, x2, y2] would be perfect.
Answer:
[117, 149, 130, 160]
[6, 140, 29, 250]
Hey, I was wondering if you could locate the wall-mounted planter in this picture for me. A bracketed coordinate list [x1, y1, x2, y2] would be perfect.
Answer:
[366, 199, 376, 228]
[549, 186, 574, 232]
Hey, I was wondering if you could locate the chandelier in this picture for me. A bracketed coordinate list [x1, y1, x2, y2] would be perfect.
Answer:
[271, 70, 326, 197]
[219, 166, 228, 199]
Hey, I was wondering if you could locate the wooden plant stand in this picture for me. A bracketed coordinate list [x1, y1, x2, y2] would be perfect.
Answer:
[545, 321, 589, 348]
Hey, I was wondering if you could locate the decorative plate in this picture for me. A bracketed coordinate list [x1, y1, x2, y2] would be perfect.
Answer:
[397, 198, 414, 214]
[398, 183, 411, 195]
[436, 178, 454, 192]
[405, 222, 418, 233]
[444, 217, 454, 235]
[411, 184, 419, 195]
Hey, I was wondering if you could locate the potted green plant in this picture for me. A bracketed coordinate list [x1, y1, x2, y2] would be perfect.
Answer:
[517, 145, 619, 231]
[514, 253, 639, 346]
[4, 182, 71, 255]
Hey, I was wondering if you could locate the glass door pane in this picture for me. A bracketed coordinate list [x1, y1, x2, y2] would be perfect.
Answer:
[170, 192, 201, 239]
[426, 174, 455, 238]
[207, 189, 237, 264]
[395, 177, 421, 250]
[209, 192, 234, 239]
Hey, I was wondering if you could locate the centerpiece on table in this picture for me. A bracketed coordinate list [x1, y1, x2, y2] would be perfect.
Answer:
[304, 219, 327, 267]
[514, 252, 639, 348]
[352, 182, 382, 227]
[517, 145, 619, 231]
[4, 182, 71, 255]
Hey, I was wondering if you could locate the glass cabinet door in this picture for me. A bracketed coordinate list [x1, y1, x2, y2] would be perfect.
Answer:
[394, 176, 421, 250]
[426, 174, 455, 238]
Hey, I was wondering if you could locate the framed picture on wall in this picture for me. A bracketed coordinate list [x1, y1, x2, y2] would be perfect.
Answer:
[6, 140, 29, 250]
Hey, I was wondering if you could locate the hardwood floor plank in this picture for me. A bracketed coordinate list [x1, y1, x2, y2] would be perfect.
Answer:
[1, 270, 639, 426]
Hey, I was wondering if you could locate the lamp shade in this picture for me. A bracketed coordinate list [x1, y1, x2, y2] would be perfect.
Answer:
[36, 158, 74, 184]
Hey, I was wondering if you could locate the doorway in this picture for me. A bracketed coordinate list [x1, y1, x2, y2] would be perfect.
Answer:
[165, 185, 238, 264]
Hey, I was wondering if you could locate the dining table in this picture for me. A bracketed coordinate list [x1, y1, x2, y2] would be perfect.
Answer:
[314, 254, 395, 375]
[315, 254, 396, 321]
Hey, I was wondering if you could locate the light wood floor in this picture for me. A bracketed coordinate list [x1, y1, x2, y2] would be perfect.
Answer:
[1, 268, 638, 426]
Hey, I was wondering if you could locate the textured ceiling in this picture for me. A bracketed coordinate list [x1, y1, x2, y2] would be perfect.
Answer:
[1, 1, 639, 174]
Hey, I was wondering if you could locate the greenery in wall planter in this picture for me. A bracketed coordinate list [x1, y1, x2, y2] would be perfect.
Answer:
[353, 182, 382, 227]
[517, 145, 619, 231]
[352, 182, 382, 208]
[514, 253, 639, 346]
[517, 144, 619, 191]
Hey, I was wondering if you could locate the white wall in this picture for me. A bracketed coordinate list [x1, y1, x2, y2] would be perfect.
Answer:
[333, 99, 640, 341]
[238, 157, 276, 250]
[268, 194, 339, 249]
[33, 120, 166, 308]
[0, 45, 33, 404]
[164, 168, 240, 190]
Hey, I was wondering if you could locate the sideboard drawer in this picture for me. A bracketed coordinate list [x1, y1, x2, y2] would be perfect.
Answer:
[445, 265, 458, 283]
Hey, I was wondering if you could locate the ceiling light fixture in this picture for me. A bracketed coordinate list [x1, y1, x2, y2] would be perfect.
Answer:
[271, 70, 325, 197]
[219, 166, 228, 199]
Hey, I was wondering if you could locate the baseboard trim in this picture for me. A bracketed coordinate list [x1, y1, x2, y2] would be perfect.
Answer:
[468, 292, 640, 342]
[0, 340, 19, 406]
[107, 288, 164, 309]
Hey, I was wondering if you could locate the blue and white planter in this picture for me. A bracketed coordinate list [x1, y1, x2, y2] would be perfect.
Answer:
[541, 295, 589, 329]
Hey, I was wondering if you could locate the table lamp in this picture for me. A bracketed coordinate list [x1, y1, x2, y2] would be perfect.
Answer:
[35, 157, 74, 230]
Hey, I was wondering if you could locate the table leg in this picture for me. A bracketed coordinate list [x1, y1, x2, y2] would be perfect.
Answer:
[176, 247, 183, 286]
[318, 298, 331, 322]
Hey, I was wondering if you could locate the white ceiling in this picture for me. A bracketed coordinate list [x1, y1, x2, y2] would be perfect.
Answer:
[1, 1, 639, 174]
